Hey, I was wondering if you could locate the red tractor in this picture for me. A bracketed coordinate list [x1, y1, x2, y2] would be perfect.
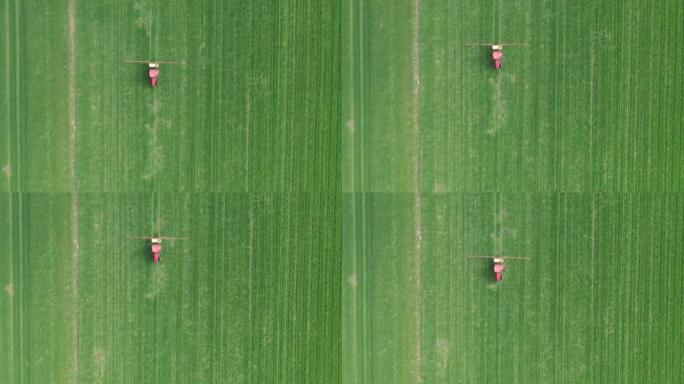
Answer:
[148, 63, 160, 87]
[493, 257, 506, 281]
[150, 237, 163, 262]
[492, 45, 504, 69]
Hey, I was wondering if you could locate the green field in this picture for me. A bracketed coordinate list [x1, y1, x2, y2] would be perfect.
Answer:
[2, 0, 684, 383]
[1, 193, 340, 382]
[2, 0, 339, 192]
[342, 0, 683, 383]
[1, 0, 341, 383]
[342, 0, 683, 192]
[343, 194, 683, 383]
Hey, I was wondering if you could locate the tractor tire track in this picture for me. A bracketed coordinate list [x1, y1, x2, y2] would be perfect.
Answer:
[3, 16, 14, 384]
[9, 0, 21, 192]
[68, 0, 80, 382]
[3, 0, 12, 190]
[346, 3, 369, 382]
[411, 0, 423, 381]
[8, 3, 24, 382]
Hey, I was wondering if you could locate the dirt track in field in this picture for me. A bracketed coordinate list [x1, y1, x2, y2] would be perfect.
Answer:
[411, 0, 423, 381]
[68, 1, 80, 382]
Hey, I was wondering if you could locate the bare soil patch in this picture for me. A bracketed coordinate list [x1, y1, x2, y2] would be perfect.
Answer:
[347, 274, 358, 288]
[2, 164, 10, 180]
[346, 119, 356, 133]
[4, 283, 14, 297]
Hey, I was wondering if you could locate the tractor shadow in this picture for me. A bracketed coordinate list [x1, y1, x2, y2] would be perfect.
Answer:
[133, 243, 153, 264]
[137, 69, 151, 88]
[469, 259, 498, 285]
[479, 261, 496, 285]
[467, 48, 496, 70]
[123, 67, 154, 90]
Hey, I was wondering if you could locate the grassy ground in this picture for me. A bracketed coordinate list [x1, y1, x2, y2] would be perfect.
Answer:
[2, 0, 339, 192]
[1, 193, 341, 383]
[343, 0, 683, 193]
[1, 0, 340, 383]
[342, 0, 683, 383]
[2, 0, 684, 382]
[1, 1, 73, 191]
[343, 193, 683, 383]
[0, 194, 77, 383]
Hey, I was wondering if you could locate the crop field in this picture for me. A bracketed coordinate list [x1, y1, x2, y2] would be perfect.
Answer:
[342, 1, 683, 384]
[2, 0, 339, 192]
[343, 193, 683, 383]
[1, 193, 340, 382]
[2, 0, 684, 383]
[1, 0, 340, 383]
